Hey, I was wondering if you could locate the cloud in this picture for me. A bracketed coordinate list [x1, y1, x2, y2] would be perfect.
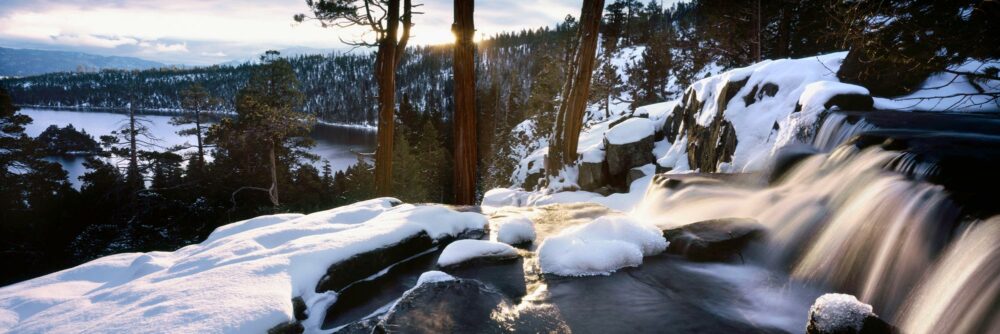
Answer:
[0, 0, 657, 65]
[49, 34, 138, 48]
[200, 51, 227, 57]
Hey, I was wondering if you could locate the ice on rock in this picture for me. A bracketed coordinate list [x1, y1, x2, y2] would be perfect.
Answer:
[492, 215, 536, 245]
[437, 240, 519, 267]
[606, 118, 656, 145]
[538, 216, 668, 276]
[807, 293, 874, 333]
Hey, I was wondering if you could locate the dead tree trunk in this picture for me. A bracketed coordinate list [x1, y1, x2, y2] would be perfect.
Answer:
[452, 0, 477, 205]
[374, 0, 412, 197]
[546, 0, 605, 178]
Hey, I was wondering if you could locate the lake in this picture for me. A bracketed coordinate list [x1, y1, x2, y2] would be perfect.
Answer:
[22, 108, 377, 187]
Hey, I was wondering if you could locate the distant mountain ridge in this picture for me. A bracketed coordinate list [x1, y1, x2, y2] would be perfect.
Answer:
[0, 47, 165, 77]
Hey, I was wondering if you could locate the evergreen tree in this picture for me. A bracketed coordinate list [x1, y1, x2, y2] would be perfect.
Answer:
[171, 83, 217, 171]
[211, 51, 315, 209]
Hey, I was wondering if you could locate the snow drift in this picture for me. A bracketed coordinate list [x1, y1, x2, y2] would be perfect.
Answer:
[0, 198, 487, 333]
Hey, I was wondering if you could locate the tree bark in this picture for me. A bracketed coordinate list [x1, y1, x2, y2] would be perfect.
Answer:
[453, 0, 476, 204]
[268, 143, 280, 207]
[374, 0, 402, 197]
[546, 0, 605, 178]
[194, 107, 205, 168]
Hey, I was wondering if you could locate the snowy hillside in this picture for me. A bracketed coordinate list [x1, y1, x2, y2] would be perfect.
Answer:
[507, 51, 1000, 195]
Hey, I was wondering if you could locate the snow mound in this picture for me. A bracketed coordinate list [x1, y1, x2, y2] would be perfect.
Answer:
[798, 81, 870, 113]
[415, 270, 455, 285]
[482, 188, 525, 207]
[808, 293, 874, 333]
[437, 240, 519, 267]
[0, 198, 487, 333]
[492, 215, 536, 245]
[606, 118, 656, 145]
[538, 216, 667, 276]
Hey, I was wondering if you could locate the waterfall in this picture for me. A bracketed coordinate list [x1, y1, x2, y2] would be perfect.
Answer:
[812, 113, 876, 152]
[897, 217, 1000, 334]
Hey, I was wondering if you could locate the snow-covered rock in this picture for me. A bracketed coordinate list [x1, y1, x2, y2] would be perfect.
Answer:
[805, 293, 892, 334]
[808, 294, 873, 332]
[605, 117, 656, 145]
[437, 240, 519, 268]
[491, 215, 536, 245]
[538, 216, 668, 276]
[0, 198, 487, 334]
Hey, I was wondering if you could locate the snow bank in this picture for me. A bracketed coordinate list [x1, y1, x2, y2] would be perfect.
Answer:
[0, 198, 487, 334]
[807, 293, 874, 333]
[538, 216, 667, 276]
[491, 215, 536, 245]
[437, 240, 519, 267]
[606, 118, 656, 145]
[875, 59, 1000, 112]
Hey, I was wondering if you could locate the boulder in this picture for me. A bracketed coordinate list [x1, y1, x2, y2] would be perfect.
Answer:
[605, 135, 655, 177]
[577, 161, 610, 191]
[626, 167, 647, 186]
[379, 279, 513, 333]
[825, 94, 873, 111]
[524, 170, 544, 190]
[315, 232, 435, 293]
[662, 218, 765, 262]
[437, 240, 520, 269]
[806, 293, 897, 334]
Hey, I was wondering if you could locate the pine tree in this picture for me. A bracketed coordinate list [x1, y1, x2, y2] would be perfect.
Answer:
[171, 83, 216, 171]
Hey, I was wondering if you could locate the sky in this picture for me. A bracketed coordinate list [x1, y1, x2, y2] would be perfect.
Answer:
[0, 0, 626, 66]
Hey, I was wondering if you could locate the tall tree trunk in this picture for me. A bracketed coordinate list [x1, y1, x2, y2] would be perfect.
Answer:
[126, 102, 141, 194]
[453, 0, 476, 205]
[546, 0, 605, 178]
[194, 108, 205, 169]
[373, 0, 412, 197]
[268, 143, 280, 207]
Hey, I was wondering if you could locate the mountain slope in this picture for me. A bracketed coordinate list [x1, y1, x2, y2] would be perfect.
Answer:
[0, 47, 165, 77]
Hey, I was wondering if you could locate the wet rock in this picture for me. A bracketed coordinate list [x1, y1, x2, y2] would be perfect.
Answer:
[267, 321, 304, 334]
[768, 144, 819, 184]
[379, 279, 513, 333]
[333, 318, 379, 334]
[605, 135, 655, 177]
[577, 161, 609, 191]
[315, 232, 435, 293]
[662, 218, 765, 262]
[291, 297, 307, 321]
[825, 94, 873, 111]
[626, 167, 647, 186]
[806, 293, 897, 334]
[650, 175, 724, 191]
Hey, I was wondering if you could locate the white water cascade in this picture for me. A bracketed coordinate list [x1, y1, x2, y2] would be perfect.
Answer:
[636, 120, 997, 333]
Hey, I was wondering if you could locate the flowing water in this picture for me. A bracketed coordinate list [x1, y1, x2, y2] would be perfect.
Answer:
[635, 111, 1000, 333]
[21, 108, 376, 187]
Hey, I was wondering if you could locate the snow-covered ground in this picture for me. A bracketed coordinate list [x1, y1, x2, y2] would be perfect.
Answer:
[0, 199, 486, 333]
